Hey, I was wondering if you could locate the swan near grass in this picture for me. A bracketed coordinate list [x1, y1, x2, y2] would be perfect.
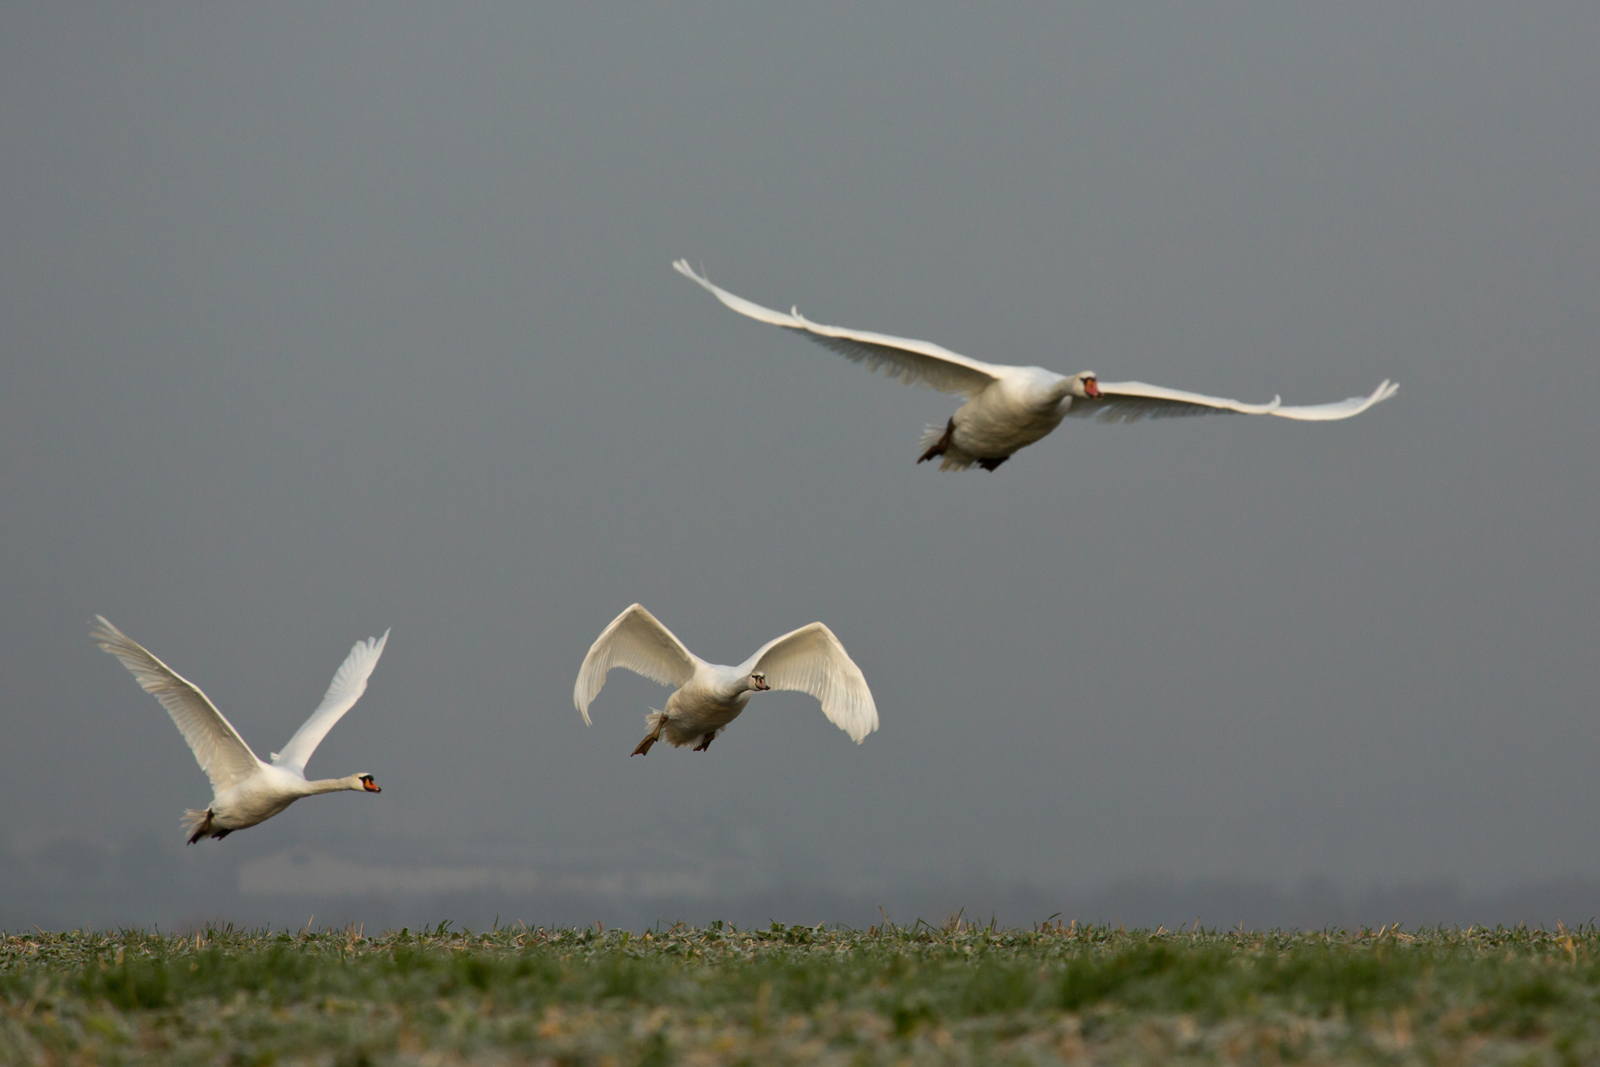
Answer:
[574, 604, 877, 755]
[91, 616, 388, 843]
[675, 260, 1398, 471]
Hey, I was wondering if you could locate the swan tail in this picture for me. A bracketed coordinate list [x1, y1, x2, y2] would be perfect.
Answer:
[644, 708, 667, 730]
[918, 423, 976, 471]
[182, 809, 212, 843]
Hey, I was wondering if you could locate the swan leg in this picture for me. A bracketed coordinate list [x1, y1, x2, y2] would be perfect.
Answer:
[631, 721, 665, 757]
[976, 455, 1010, 471]
[692, 732, 716, 752]
[918, 419, 956, 464]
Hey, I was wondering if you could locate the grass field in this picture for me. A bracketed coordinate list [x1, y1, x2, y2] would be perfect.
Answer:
[4, 919, 1598, 1065]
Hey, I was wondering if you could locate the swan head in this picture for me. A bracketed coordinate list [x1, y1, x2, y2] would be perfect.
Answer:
[748, 671, 771, 692]
[1047, 372, 1100, 405]
[357, 773, 381, 793]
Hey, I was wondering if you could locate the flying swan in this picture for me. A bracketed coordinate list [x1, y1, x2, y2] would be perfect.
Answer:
[573, 604, 877, 755]
[91, 616, 389, 843]
[674, 260, 1398, 470]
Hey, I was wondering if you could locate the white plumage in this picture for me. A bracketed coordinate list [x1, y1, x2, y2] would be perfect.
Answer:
[675, 260, 1398, 470]
[91, 616, 388, 843]
[573, 604, 878, 755]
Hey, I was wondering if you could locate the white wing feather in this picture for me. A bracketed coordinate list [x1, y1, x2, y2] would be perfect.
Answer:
[573, 604, 701, 724]
[674, 260, 1002, 399]
[1262, 378, 1399, 420]
[91, 616, 263, 793]
[271, 629, 389, 775]
[743, 623, 879, 743]
[1070, 379, 1398, 423]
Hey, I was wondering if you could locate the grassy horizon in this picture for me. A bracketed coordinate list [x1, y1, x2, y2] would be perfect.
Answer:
[5, 918, 1598, 1064]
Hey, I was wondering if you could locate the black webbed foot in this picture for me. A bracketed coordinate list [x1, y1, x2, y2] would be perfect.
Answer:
[977, 455, 1010, 471]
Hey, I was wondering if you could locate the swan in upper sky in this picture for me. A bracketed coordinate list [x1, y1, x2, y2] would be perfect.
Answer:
[91, 616, 389, 843]
[674, 260, 1398, 471]
[573, 604, 877, 755]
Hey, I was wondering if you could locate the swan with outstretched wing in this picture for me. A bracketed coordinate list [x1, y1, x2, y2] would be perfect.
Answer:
[574, 604, 877, 755]
[92, 616, 388, 842]
[674, 260, 1397, 470]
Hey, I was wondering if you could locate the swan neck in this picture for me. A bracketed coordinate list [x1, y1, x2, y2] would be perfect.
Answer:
[304, 775, 362, 794]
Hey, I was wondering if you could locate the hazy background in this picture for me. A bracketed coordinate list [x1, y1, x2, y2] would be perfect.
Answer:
[4, 2, 1597, 932]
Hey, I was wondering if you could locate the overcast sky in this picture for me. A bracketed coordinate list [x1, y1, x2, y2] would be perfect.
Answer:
[3, 3, 1598, 927]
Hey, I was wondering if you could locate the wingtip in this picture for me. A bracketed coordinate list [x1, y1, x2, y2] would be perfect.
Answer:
[573, 676, 596, 724]
[1359, 379, 1399, 411]
[89, 614, 125, 651]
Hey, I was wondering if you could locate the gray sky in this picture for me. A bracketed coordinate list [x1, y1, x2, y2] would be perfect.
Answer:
[4, 3, 1598, 927]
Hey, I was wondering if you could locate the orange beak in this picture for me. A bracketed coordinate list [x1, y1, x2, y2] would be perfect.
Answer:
[363, 778, 382, 793]
[1085, 379, 1100, 398]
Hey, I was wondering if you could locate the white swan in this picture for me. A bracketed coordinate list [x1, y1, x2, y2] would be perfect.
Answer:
[573, 604, 877, 755]
[91, 616, 389, 843]
[674, 261, 1398, 470]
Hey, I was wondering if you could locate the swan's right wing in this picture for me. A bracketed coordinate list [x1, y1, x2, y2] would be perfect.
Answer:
[573, 604, 700, 724]
[271, 630, 389, 776]
[674, 260, 1002, 399]
[745, 623, 879, 743]
[91, 616, 262, 794]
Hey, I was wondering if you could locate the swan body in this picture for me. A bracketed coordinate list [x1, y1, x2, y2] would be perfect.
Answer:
[674, 260, 1398, 470]
[91, 616, 388, 842]
[573, 604, 877, 754]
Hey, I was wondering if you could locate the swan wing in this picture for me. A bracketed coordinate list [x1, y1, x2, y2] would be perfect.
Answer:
[270, 629, 389, 775]
[674, 260, 1002, 399]
[573, 604, 700, 724]
[91, 615, 263, 793]
[745, 622, 878, 743]
[1067, 378, 1397, 423]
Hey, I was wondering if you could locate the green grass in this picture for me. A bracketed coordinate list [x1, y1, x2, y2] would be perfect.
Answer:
[5, 918, 1600, 1064]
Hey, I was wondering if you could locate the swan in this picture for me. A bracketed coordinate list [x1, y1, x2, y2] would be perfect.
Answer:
[573, 604, 878, 755]
[674, 260, 1398, 470]
[91, 616, 389, 843]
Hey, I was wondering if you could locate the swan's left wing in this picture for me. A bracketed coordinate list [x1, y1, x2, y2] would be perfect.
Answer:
[674, 260, 1003, 399]
[745, 623, 878, 743]
[1066, 379, 1398, 423]
[271, 630, 389, 775]
[91, 616, 264, 794]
